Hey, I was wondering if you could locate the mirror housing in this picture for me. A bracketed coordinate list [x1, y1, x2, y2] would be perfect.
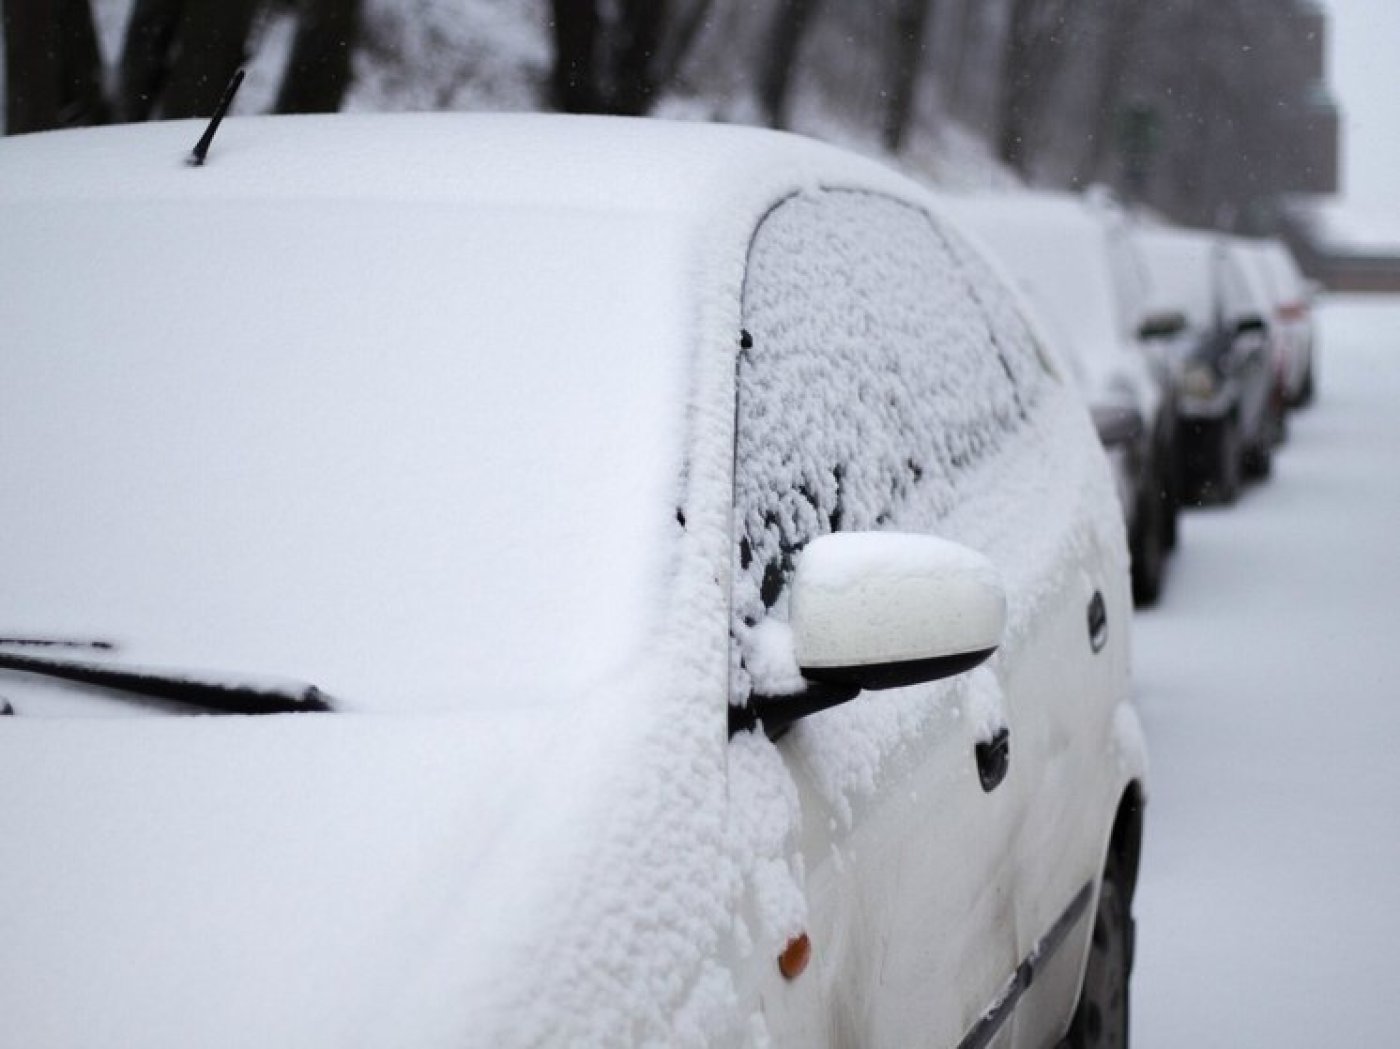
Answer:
[731, 533, 1006, 738]
[1138, 310, 1187, 340]
[790, 532, 1005, 690]
[1233, 314, 1266, 336]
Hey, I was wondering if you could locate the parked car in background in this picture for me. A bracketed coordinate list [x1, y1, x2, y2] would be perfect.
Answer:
[1232, 237, 1294, 449]
[1134, 226, 1278, 504]
[0, 115, 1146, 1049]
[1254, 238, 1319, 407]
[942, 191, 1180, 605]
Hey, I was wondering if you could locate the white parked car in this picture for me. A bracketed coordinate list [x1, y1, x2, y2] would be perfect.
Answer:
[940, 191, 1181, 605]
[1251, 238, 1318, 407]
[0, 115, 1146, 1049]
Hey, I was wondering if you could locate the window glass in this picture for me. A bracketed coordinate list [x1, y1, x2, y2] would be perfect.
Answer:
[732, 189, 1047, 699]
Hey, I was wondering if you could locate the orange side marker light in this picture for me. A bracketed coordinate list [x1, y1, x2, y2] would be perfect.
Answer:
[778, 933, 811, 981]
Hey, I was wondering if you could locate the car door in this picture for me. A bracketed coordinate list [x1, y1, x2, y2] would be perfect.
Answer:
[729, 188, 1039, 1048]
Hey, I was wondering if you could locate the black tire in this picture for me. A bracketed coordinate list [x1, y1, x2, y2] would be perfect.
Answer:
[1063, 853, 1132, 1049]
[1213, 416, 1242, 505]
[1296, 361, 1316, 407]
[1242, 435, 1272, 480]
[1129, 484, 1164, 607]
[1160, 449, 1180, 551]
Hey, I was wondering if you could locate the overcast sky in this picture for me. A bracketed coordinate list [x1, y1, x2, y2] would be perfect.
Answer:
[1323, 0, 1400, 209]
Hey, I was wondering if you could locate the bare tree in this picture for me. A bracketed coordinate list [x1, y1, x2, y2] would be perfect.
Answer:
[1072, 0, 1145, 187]
[118, 0, 259, 120]
[757, 0, 821, 129]
[275, 0, 361, 114]
[882, 0, 935, 153]
[996, 0, 1072, 175]
[548, 0, 602, 112]
[547, 0, 671, 116]
[3, 0, 108, 133]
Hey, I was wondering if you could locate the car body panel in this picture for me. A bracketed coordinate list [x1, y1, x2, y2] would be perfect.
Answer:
[0, 114, 1145, 1048]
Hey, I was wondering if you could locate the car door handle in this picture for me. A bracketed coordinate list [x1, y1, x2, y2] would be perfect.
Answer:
[1087, 590, 1108, 653]
[975, 726, 1010, 793]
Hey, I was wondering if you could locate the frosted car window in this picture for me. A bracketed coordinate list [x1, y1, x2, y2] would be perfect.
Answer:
[732, 189, 1047, 700]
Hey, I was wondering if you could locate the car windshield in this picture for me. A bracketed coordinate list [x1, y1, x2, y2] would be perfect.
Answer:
[1137, 231, 1218, 331]
[1, 199, 692, 713]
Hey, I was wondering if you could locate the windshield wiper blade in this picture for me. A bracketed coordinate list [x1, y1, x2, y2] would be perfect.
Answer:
[0, 637, 115, 652]
[0, 650, 335, 715]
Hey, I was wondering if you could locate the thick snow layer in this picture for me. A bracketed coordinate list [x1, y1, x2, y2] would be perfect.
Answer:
[1, 191, 690, 712]
[1136, 226, 1220, 330]
[1132, 296, 1400, 1044]
[939, 193, 1145, 408]
[0, 707, 594, 1048]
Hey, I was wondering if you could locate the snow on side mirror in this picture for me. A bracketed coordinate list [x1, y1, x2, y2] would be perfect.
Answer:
[730, 532, 1006, 739]
[790, 532, 1005, 691]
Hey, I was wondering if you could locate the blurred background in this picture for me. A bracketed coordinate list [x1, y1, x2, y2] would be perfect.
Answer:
[0, 0, 1395, 285]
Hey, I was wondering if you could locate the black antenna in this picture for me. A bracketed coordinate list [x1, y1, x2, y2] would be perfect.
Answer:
[188, 68, 245, 167]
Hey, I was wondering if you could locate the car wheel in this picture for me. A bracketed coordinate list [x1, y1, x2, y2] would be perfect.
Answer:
[1296, 362, 1316, 407]
[1062, 854, 1132, 1049]
[1242, 434, 1272, 480]
[1160, 447, 1180, 551]
[1129, 482, 1164, 607]
[1214, 417, 1242, 505]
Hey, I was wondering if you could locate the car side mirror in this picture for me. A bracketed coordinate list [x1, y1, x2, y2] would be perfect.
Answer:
[1233, 314, 1266, 336]
[732, 533, 1005, 738]
[1090, 404, 1145, 448]
[1138, 310, 1187, 340]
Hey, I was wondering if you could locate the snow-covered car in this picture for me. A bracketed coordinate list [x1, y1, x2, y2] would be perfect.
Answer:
[0, 114, 1146, 1049]
[1230, 237, 1294, 449]
[940, 191, 1181, 605]
[1252, 238, 1319, 407]
[1134, 225, 1278, 503]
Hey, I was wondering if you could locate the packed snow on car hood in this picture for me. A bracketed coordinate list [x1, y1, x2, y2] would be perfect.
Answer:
[0, 705, 608, 1047]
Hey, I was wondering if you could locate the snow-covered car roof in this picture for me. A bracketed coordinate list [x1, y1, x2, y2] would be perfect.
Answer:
[0, 111, 911, 212]
[1135, 225, 1221, 330]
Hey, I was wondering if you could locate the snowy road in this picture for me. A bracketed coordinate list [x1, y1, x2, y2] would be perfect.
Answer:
[1132, 296, 1400, 1045]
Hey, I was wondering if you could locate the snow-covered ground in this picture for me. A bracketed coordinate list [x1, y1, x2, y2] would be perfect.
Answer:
[1132, 295, 1400, 1045]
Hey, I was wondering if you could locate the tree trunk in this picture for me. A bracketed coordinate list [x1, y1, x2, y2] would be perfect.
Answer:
[654, 0, 713, 95]
[118, 0, 182, 121]
[996, 0, 1068, 176]
[275, 0, 361, 113]
[3, 0, 109, 134]
[758, 0, 820, 129]
[882, 0, 934, 153]
[157, 0, 258, 118]
[1073, 0, 1145, 187]
[119, 0, 257, 120]
[549, 0, 601, 112]
[609, 0, 666, 115]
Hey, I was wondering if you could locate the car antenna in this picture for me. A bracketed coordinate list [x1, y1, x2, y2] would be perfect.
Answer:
[188, 67, 245, 167]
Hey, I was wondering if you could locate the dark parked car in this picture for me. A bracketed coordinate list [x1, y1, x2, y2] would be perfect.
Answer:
[1134, 227, 1279, 504]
